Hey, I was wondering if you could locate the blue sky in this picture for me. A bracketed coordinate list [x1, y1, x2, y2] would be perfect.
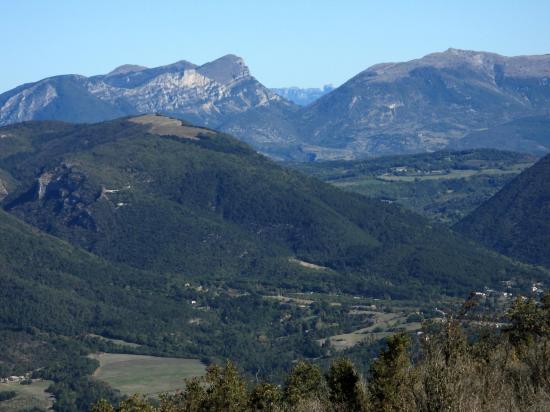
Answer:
[1, 0, 549, 93]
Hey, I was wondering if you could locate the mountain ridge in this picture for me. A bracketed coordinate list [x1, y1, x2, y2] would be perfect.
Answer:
[0, 55, 301, 159]
[296, 49, 550, 159]
[1, 48, 550, 160]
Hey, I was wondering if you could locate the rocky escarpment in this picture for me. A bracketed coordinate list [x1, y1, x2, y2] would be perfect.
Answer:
[0, 179, 7, 201]
[6, 164, 101, 230]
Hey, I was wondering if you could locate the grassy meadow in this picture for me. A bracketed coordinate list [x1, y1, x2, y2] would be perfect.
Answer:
[89, 354, 206, 397]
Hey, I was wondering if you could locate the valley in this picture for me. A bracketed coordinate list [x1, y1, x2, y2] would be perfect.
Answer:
[0, 10, 549, 408]
[292, 149, 537, 224]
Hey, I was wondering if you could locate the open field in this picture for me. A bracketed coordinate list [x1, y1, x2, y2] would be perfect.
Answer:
[376, 164, 531, 182]
[0, 380, 54, 411]
[89, 353, 206, 397]
[319, 310, 422, 351]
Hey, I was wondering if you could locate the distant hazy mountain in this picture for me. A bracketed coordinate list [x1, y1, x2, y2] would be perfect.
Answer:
[271, 85, 334, 106]
[456, 154, 550, 267]
[2, 49, 550, 160]
[296, 49, 550, 159]
[0, 55, 301, 158]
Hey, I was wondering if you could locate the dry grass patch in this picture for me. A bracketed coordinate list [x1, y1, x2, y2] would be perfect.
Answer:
[129, 114, 216, 140]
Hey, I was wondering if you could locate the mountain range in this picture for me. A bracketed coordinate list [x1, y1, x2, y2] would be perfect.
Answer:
[296, 49, 550, 159]
[2, 49, 550, 160]
[0, 55, 301, 158]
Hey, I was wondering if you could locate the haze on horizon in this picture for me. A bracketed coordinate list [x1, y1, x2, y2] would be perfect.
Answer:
[1, 0, 549, 93]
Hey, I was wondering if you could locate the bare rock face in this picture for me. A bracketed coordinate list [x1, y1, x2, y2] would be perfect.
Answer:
[7, 164, 100, 230]
[0, 179, 7, 201]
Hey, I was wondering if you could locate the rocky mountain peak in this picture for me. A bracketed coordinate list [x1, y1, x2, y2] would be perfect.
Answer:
[197, 54, 250, 85]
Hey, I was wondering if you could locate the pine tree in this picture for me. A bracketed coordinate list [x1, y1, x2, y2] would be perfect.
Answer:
[367, 333, 415, 411]
[326, 358, 368, 411]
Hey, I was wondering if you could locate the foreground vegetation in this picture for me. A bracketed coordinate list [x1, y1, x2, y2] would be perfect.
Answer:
[93, 293, 550, 411]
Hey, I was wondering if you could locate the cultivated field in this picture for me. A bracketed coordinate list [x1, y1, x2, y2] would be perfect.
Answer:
[0, 380, 54, 411]
[89, 353, 206, 397]
[376, 165, 530, 182]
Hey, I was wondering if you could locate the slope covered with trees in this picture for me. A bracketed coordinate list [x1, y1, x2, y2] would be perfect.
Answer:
[0, 115, 541, 299]
[456, 154, 550, 267]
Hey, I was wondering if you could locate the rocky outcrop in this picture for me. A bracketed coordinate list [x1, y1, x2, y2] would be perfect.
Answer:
[7, 164, 100, 230]
[271, 85, 334, 106]
[0, 179, 7, 201]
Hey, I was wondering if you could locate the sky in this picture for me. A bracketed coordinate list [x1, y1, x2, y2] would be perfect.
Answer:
[1, 0, 549, 93]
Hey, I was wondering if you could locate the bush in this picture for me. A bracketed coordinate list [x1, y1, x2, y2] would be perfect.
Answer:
[0, 390, 17, 401]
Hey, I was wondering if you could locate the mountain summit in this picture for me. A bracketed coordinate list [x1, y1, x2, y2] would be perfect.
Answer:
[107, 64, 148, 76]
[197, 54, 250, 84]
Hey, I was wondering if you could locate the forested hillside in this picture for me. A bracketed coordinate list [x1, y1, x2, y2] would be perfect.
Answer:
[0, 115, 540, 298]
[456, 154, 550, 267]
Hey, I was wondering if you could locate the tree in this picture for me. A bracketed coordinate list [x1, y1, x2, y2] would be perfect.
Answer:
[91, 399, 115, 412]
[284, 360, 326, 407]
[249, 382, 281, 411]
[367, 333, 415, 412]
[202, 362, 249, 412]
[326, 358, 368, 411]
